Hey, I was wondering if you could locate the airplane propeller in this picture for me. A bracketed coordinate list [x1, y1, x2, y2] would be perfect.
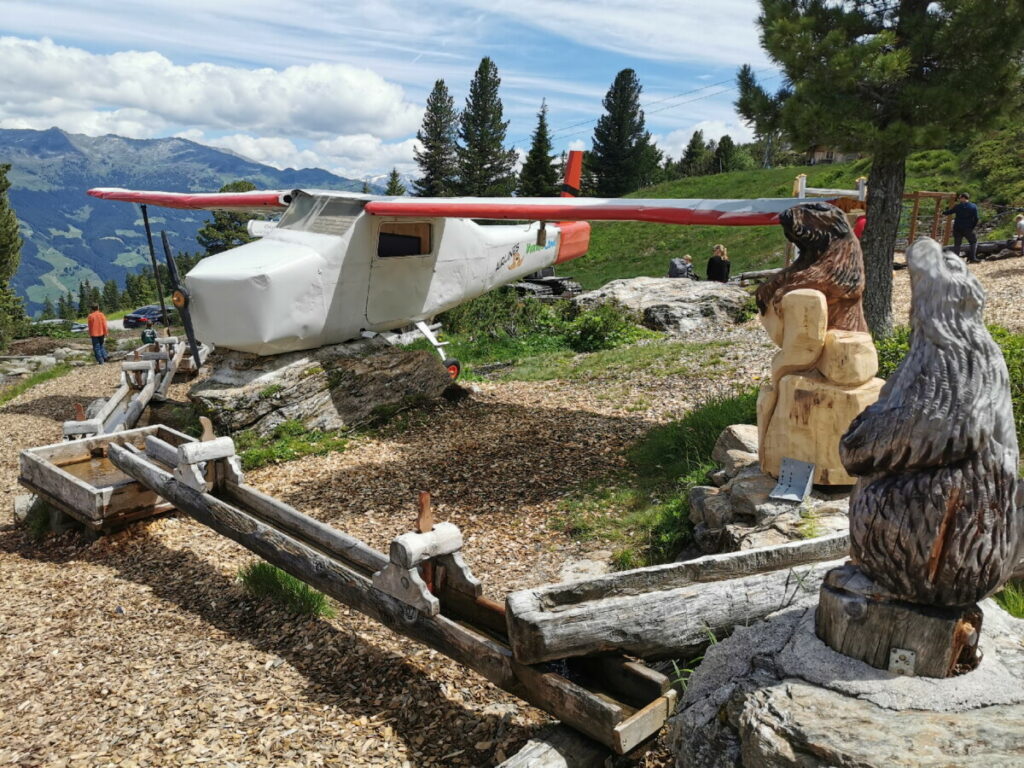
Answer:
[159, 231, 204, 370]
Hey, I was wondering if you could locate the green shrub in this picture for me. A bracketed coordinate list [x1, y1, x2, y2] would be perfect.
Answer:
[238, 561, 335, 618]
[0, 364, 73, 406]
[562, 301, 650, 353]
[234, 420, 347, 470]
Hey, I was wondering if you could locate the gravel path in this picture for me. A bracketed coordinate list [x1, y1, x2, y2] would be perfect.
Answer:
[0, 258, 1016, 768]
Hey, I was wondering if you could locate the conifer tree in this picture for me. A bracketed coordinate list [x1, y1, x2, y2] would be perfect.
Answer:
[713, 135, 741, 173]
[414, 79, 460, 197]
[40, 296, 55, 321]
[77, 280, 90, 315]
[101, 279, 121, 312]
[735, 64, 790, 169]
[456, 57, 517, 196]
[196, 180, 257, 255]
[360, 181, 371, 194]
[384, 168, 407, 196]
[681, 130, 712, 177]
[59, 291, 75, 320]
[0, 164, 24, 347]
[590, 69, 658, 197]
[749, 0, 1024, 337]
[517, 100, 559, 197]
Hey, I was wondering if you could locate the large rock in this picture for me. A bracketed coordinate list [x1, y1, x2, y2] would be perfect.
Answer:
[573, 277, 753, 335]
[670, 603, 1024, 767]
[189, 336, 452, 435]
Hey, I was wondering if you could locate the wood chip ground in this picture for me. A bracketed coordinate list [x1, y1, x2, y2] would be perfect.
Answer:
[1, 259, 1020, 767]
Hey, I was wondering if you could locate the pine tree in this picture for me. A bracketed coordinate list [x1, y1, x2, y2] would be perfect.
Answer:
[196, 180, 258, 255]
[713, 135, 741, 173]
[681, 130, 712, 177]
[101, 279, 121, 312]
[457, 57, 518, 196]
[40, 296, 55, 320]
[360, 181, 371, 194]
[735, 64, 791, 169]
[517, 100, 559, 197]
[59, 291, 76, 320]
[77, 280, 90, 315]
[0, 164, 24, 348]
[384, 168, 407, 196]
[590, 69, 658, 197]
[413, 79, 460, 197]
[750, 0, 1024, 336]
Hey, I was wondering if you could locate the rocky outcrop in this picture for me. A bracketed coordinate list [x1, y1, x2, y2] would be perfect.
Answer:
[690, 424, 850, 554]
[189, 336, 452, 435]
[669, 603, 1024, 767]
[573, 277, 753, 335]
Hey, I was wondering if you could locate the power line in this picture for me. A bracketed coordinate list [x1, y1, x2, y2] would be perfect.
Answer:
[514, 68, 781, 147]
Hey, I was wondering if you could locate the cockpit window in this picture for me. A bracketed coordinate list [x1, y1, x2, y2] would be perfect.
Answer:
[277, 194, 364, 236]
[378, 222, 432, 257]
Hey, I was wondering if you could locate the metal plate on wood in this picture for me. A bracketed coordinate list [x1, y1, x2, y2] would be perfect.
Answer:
[889, 647, 916, 676]
[770, 458, 815, 501]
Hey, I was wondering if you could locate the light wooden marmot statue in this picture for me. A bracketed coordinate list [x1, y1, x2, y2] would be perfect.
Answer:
[840, 237, 1024, 605]
[754, 202, 884, 485]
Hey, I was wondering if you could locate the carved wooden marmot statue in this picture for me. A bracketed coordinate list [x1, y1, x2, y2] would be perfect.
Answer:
[840, 238, 1023, 606]
[756, 201, 868, 333]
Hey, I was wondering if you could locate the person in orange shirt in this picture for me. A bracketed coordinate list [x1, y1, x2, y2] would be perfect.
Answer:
[86, 304, 109, 363]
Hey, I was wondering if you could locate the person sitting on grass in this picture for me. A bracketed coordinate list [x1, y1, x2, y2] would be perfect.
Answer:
[87, 304, 108, 364]
[140, 319, 158, 345]
[706, 244, 731, 282]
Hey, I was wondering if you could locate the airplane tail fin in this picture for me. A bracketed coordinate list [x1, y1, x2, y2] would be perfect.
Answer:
[560, 150, 583, 198]
[555, 150, 589, 263]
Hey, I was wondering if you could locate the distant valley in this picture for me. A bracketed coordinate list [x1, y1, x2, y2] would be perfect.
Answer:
[1, 128, 367, 314]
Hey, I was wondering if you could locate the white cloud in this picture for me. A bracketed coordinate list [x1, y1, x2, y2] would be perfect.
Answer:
[312, 134, 421, 179]
[654, 120, 755, 160]
[0, 37, 422, 140]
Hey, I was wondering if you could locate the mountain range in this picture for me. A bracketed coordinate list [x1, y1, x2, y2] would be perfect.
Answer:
[1, 128, 368, 314]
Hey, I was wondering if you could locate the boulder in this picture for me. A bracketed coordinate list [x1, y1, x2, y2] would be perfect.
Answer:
[711, 424, 760, 465]
[189, 336, 452, 436]
[670, 603, 1024, 767]
[573, 277, 753, 335]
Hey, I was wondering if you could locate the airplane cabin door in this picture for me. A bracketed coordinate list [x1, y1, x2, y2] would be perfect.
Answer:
[366, 220, 439, 325]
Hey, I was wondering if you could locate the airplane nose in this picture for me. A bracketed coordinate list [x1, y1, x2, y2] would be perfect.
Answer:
[185, 238, 327, 355]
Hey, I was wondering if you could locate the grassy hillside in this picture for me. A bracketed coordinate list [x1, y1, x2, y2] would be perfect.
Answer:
[572, 150, 977, 289]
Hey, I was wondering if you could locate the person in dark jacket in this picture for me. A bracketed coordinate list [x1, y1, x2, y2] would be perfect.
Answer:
[943, 193, 980, 263]
[706, 244, 730, 282]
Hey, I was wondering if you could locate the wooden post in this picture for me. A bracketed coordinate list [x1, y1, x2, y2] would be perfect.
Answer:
[907, 191, 921, 243]
[942, 196, 955, 245]
[930, 198, 943, 239]
[417, 491, 435, 592]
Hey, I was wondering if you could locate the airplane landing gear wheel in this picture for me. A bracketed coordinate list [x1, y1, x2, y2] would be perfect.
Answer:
[443, 358, 461, 380]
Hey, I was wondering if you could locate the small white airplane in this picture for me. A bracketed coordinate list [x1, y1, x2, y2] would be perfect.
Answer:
[89, 151, 815, 376]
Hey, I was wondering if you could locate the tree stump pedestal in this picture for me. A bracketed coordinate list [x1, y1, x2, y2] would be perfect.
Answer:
[815, 563, 983, 678]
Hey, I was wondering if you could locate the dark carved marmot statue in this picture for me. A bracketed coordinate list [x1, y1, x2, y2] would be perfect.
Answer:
[840, 238, 1023, 606]
[756, 201, 868, 332]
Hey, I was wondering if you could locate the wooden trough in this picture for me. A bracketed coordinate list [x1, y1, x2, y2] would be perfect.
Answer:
[106, 439, 677, 755]
[19, 425, 196, 532]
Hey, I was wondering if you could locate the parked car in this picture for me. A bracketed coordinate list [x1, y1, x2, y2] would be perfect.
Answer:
[123, 304, 177, 328]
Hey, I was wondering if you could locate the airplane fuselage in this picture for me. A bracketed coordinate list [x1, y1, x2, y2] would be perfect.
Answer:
[185, 192, 589, 355]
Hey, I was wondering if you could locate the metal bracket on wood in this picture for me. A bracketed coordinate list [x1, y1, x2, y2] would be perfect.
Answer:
[889, 647, 916, 676]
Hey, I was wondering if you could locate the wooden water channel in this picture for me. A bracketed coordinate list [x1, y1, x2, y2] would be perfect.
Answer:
[17, 343, 863, 758]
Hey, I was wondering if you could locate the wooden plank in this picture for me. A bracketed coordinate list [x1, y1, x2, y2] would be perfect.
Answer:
[108, 446, 670, 753]
[507, 558, 844, 663]
[573, 657, 669, 709]
[19, 450, 103, 520]
[612, 692, 676, 754]
[145, 435, 180, 468]
[93, 384, 132, 426]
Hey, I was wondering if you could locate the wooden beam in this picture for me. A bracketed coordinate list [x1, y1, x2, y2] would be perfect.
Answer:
[106, 445, 673, 753]
[497, 726, 611, 767]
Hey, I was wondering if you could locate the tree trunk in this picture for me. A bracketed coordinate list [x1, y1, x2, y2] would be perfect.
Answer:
[861, 152, 907, 338]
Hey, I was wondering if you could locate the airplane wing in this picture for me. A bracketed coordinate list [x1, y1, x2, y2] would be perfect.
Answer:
[363, 196, 829, 226]
[87, 187, 292, 213]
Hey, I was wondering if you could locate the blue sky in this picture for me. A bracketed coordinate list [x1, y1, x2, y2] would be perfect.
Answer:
[0, 0, 779, 182]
